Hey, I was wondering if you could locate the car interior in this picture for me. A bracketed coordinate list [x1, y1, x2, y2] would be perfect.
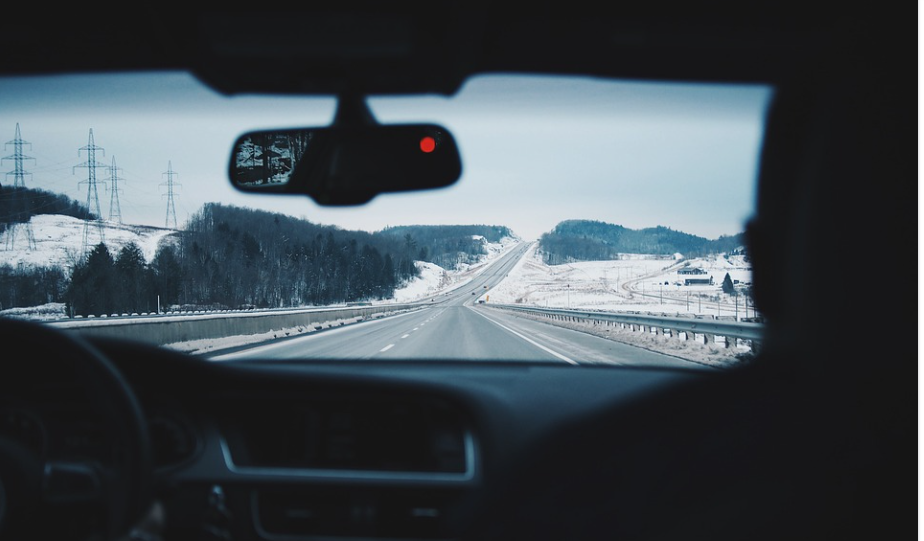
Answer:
[0, 4, 915, 541]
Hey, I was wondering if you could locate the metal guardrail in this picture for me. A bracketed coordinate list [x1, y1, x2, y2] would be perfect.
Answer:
[49, 302, 429, 347]
[482, 303, 764, 350]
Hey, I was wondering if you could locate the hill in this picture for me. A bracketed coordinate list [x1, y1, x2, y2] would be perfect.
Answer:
[538, 219, 745, 264]
[0, 202, 520, 315]
[0, 186, 94, 232]
[377, 224, 518, 270]
[0, 214, 178, 270]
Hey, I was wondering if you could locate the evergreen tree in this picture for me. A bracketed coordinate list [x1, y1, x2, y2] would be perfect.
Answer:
[0, 265, 68, 309]
[722, 272, 736, 295]
[149, 244, 183, 310]
[115, 242, 151, 314]
[66, 243, 115, 317]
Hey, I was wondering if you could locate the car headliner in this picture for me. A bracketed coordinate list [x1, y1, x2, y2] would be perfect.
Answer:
[0, 5, 898, 95]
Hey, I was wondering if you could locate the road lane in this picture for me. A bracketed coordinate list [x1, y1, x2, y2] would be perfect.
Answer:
[210, 307, 437, 360]
[473, 306, 704, 368]
[375, 303, 568, 363]
[210, 241, 702, 368]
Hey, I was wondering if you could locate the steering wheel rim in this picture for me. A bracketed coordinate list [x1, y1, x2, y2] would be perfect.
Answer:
[0, 317, 152, 541]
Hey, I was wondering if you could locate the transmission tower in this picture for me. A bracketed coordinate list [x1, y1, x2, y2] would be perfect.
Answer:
[2, 123, 36, 250]
[160, 160, 180, 229]
[73, 128, 108, 258]
[108, 156, 124, 223]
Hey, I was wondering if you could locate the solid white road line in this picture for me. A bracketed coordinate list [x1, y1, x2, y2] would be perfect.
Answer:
[469, 307, 578, 365]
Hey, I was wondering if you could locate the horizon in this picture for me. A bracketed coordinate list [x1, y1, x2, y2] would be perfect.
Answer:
[0, 72, 771, 243]
[0, 190, 748, 243]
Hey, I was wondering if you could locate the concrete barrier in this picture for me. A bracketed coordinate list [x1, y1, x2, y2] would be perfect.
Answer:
[50, 303, 425, 347]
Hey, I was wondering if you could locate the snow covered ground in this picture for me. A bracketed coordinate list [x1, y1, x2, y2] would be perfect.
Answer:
[1, 217, 757, 365]
[2, 216, 754, 321]
[361, 240, 758, 368]
[1, 214, 178, 269]
[373, 236, 755, 322]
[388, 235, 522, 302]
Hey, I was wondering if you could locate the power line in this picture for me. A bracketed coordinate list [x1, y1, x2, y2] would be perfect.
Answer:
[73, 128, 108, 258]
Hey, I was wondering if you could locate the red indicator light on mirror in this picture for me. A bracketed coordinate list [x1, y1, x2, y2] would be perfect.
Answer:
[419, 136, 436, 153]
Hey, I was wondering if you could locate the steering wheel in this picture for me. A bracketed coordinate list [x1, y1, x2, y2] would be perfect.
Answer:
[0, 317, 152, 541]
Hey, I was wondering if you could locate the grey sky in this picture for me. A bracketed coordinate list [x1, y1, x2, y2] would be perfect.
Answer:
[0, 72, 772, 242]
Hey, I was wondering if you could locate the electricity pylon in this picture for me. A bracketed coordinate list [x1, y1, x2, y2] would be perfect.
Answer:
[2, 123, 36, 250]
[108, 156, 124, 224]
[160, 160, 180, 229]
[73, 128, 108, 258]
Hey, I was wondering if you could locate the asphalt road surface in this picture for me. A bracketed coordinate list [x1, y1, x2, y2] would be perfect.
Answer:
[212, 242, 700, 368]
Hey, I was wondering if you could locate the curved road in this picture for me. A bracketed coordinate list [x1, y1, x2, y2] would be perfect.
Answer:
[211, 242, 702, 369]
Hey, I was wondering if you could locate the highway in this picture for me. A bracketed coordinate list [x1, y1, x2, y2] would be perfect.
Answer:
[211, 242, 701, 368]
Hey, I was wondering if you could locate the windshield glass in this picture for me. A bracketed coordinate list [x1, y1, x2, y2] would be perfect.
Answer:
[0, 72, 772, 369]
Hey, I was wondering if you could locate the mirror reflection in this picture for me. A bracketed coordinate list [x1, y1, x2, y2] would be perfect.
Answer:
[232, 130, 313, 189]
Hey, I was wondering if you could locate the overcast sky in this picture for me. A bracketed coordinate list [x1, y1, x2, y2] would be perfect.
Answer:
[0, 72, 772, 241]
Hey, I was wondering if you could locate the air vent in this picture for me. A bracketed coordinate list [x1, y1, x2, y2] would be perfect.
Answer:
[148, 408, 200, 469]
[254, 486, 465, 540]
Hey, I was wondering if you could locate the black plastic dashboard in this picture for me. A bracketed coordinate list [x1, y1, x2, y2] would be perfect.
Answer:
[6, 335, 706, 540]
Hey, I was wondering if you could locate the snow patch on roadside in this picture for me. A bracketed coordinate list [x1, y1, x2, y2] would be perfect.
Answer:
[386, 235, 521, 302]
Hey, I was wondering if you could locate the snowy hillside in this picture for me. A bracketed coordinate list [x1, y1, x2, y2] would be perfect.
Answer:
[0, 214, 179, 269]
[1, 216, 754, 321]
[389, 235, 521, 302]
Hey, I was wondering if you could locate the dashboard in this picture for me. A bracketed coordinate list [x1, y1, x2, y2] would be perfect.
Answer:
[1, 334, 704, 540]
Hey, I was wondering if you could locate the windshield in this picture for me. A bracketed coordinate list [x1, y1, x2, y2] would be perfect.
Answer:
[0, 72, 772, 369]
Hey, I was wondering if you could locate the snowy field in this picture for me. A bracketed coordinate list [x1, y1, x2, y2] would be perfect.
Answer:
[397, 241, 757, 320]
[1, 219, 757, 365]
[389, 240, 758, 368]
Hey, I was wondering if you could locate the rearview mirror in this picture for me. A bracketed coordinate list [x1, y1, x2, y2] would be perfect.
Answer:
[229, 124, 462, 205]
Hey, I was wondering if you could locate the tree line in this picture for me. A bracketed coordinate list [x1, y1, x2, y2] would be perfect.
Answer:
[0, 186, 94, 235]
[63, 241, 179, 317]
[1, 202, 429, 316]
[538, 219, 746, 264]
[174, 203, 416, 311]
[377, 224, 515, 270]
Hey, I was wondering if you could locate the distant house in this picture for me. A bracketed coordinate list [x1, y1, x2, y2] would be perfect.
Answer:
[683, 276, 714, 286]
[678, 267, 708, 275]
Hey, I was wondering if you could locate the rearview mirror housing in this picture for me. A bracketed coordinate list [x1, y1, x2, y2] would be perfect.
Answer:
[229, 124, 462, 205]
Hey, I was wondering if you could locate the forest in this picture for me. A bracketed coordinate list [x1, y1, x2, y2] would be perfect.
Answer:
[0, 194, 513, 317]
[59, 203, 428, 316]
[538, 219, 746, 264]
[377, 224, 515, 270]
[0, 186, 94, 235]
